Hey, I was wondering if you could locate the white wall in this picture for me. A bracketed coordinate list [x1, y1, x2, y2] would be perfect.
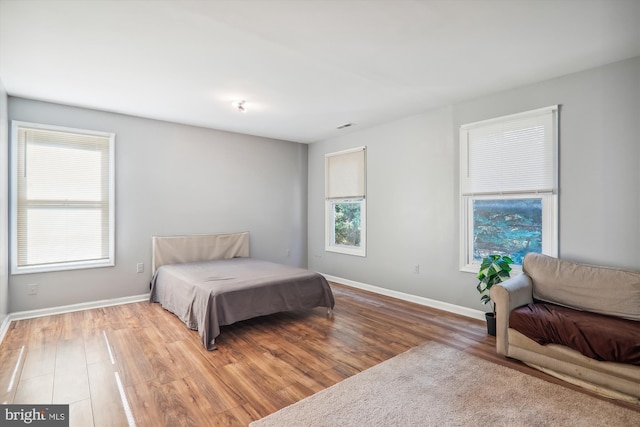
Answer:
[0, 80, 8, 323]
[308, 56, 640, 313]
[8, 98, 308, 312]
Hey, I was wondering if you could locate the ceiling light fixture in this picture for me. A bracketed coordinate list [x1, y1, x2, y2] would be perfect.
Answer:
[232, 100, 246, 113]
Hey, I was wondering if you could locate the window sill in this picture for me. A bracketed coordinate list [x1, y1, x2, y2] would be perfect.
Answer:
[325, 245, 366, 257]
[11, 259, 115, 275]
[460, 263, 523, 276]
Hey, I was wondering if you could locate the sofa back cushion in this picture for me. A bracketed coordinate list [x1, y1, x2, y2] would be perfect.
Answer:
[523, 253, 640, 321]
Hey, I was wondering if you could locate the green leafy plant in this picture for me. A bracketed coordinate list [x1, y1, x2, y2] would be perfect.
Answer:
[476, 254, 513, 313]
[334, 202, 361, 246]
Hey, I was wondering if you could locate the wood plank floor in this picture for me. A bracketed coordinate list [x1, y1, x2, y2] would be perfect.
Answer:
[1, 282, 637, 426]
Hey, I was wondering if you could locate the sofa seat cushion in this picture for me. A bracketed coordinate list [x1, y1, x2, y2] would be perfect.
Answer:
[509, 302, 640, 366]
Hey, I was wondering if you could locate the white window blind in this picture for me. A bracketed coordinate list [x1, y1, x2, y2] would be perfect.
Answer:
[11, 121, 115, 273]
[460, 106, 558, 195]
[325, 147, 366, 199]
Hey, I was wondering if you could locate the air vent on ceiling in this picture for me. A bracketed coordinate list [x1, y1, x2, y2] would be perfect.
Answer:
[336, 122, 355, 130]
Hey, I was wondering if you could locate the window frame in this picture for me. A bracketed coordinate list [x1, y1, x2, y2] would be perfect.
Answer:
[459, 106, 559, 272]
[10, 121, 116, 275]
[325, 197, 367, 257]
[324, 146, 367, 257]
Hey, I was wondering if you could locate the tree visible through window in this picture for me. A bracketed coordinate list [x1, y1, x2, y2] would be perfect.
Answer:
[333, 202, 362, 247]
[325, 147, 366, 256]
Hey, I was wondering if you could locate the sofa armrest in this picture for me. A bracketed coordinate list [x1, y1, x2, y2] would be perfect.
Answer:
[490, 273, 533, 355]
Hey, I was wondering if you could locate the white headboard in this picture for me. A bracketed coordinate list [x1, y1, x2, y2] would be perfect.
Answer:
[151, 232, 250, 274]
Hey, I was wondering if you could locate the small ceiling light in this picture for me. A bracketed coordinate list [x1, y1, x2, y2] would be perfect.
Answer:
[232, 100, 246, 113]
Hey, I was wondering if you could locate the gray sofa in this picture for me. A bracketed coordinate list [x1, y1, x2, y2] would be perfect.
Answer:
[490, 253, 640, 404]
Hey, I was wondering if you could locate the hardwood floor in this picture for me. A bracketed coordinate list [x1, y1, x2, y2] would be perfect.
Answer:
[1, 282, 637, 426]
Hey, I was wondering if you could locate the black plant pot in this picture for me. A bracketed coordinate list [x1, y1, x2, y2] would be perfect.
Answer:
[485, 312, 496, 336]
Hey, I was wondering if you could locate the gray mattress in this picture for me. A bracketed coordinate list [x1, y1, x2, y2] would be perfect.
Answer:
[149, 257, 335, 350]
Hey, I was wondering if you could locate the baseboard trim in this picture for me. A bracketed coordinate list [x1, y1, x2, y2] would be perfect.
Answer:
[1, 277, 483, 341]
[322, 274, 486, 321]
[8, 293, 151, 322]
[0, 314, 11, 346]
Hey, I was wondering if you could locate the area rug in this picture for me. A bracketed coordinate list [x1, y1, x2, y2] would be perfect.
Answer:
[251, 341, 640, 426]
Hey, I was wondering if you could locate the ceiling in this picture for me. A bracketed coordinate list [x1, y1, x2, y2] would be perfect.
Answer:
[1, 0, 639, 144]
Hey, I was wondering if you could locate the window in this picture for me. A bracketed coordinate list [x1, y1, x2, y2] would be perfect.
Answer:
[325, 147, 366, 256]
[11, 121, 115, 274]
[459, 106, 558, 271]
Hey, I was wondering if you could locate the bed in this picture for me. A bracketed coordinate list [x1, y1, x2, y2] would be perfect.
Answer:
[149, 232, 335, 350]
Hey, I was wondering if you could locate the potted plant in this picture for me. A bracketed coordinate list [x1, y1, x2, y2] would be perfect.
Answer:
[477, 254, 513, 336]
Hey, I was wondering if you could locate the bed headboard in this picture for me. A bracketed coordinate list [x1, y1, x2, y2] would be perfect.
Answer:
[151, 231, 250, 274]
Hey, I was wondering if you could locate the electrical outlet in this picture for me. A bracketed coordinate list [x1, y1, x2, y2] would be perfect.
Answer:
[414, 264, 420, 274]
[27, 284, 38, 295]
[136, 263, 144, 273]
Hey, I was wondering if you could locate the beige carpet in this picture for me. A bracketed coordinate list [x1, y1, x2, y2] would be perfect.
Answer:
[251, 341, 640, 427]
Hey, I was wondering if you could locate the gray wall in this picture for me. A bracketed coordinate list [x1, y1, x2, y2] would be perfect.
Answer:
[8, 98, 308, 312]
[308, 56, 640, 313]
[454, 56, 640, 269]
[6, 56, 639, 315]
[308, 107, 464, 305]
[0, 80, 8, 323]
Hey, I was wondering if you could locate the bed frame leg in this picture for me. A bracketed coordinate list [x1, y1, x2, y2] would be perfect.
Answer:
[327, 307, 333, 316]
